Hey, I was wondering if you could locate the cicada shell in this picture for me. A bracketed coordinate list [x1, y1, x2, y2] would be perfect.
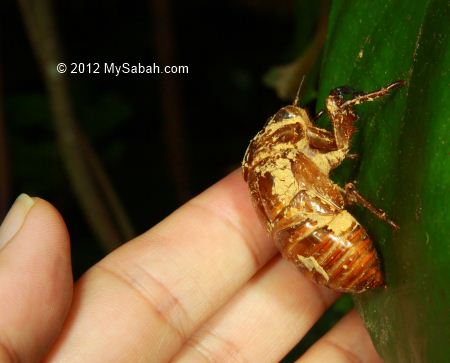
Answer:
[242, 81, 404, 293]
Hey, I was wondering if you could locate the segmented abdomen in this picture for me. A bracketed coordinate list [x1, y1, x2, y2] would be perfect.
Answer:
[273, 211, 384, 293]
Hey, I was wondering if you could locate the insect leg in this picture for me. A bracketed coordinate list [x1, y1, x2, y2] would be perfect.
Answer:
[306, 126, 337, 151]
[325, 95, 358, 151]
[342, 80, 405, 108]
[306, 124, 360, 170]
[342, 182, 399, 230]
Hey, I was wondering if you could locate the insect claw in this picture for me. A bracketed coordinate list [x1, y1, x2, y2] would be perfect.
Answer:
[388, 219, 400, 231]
[347, 153, 359, 160]
[390, 80, 406, 89]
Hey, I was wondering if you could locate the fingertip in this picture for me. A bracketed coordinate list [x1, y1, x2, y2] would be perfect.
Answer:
[0, 196, 73, 362]
[30, 196, 72, 252]
[17, 195, 73, 309]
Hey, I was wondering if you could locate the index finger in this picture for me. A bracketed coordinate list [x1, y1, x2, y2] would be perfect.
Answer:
[45, 170, 277, 362]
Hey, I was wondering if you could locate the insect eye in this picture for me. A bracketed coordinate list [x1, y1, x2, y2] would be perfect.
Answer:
[273, 106, 303, 122]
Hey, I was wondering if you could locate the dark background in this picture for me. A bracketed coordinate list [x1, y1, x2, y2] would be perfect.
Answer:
[1, 0, 314, 273]
[0, 0, 351, 359]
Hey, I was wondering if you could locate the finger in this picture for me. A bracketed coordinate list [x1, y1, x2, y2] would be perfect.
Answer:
[46, 170, 277, 362]
[297, 310, 383, 363]
[0, 195, 72, 363]
[173, 257, 338, 362]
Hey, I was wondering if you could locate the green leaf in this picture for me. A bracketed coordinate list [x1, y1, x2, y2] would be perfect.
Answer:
[318, 0, 450, 362]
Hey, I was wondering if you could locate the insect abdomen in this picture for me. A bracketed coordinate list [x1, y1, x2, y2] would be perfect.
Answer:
[273, 211, 384, 293]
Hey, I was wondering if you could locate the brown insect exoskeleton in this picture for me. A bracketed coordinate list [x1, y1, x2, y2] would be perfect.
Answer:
[242, 80, 404, 293]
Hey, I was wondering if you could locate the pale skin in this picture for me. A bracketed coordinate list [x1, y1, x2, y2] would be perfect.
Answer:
[0, 170, 383, 362]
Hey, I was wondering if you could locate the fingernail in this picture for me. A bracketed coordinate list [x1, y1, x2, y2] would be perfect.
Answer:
[0, 194, 35, 249]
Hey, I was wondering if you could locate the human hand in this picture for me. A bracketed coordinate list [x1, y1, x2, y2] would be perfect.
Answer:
[0, 170, 383, 362]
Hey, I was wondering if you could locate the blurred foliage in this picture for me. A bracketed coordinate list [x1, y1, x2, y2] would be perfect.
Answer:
[264, 0, 327, 104]
[2, 0, 299, 274]
[318, 0, 450, 362]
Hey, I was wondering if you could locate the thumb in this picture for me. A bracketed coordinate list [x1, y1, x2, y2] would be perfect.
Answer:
[0, 195, 73, 362]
